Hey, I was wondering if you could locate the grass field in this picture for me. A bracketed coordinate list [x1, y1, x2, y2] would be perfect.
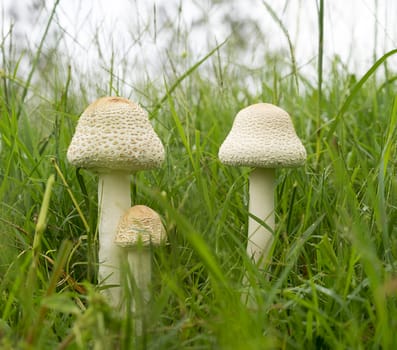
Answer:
[1, 1, 397, 349]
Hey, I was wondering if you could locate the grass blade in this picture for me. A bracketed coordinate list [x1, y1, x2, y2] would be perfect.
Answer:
[16, 0, 61, 119]
[327, 49, 397, 139]
[152, 38, 228, 114]
[262, 1, 299, 92]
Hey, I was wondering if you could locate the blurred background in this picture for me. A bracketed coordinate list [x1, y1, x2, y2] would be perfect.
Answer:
[2, 0, 397, 99]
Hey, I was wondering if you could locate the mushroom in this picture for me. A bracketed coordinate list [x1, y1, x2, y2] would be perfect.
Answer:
[218, 103, 306, 267]
[115, 205, 166, 332]
[67, 97, 164, 305]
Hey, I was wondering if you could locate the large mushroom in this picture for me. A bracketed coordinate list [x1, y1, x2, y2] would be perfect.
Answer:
[67, 96, 164, 305]
[218, 103, 306, 267]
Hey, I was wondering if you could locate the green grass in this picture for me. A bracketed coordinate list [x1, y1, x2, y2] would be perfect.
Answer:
[1, 2, 397, 349]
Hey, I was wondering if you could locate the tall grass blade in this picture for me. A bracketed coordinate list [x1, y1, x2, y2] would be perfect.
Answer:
[33, 174, 55, 259]
[262, 1, 299, 92]
[153, 38, 228, 113]
[316, 0, 324, 164]
[52, 159, 90, 232]
[377, 95, 397, 262]
[265, 214, 325, 308]
[16, 0, 61, 119]
[327, 49, 397, 139]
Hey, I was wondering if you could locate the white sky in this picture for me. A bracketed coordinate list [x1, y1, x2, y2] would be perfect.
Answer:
[2, 0, 397, 85]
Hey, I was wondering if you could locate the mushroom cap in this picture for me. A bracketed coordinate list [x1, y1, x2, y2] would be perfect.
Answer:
[218, 103, 306, 168]
[67, 96, 165, 173]
[115, 205, 166, 247]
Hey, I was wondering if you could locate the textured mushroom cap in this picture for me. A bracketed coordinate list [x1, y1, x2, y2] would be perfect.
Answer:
[218, 103, 306, 168]
[67, 96, 165, 172]
[115, 205, 166, 247]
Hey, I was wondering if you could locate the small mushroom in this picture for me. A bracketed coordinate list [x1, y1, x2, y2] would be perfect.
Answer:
[67, 97, 165, 305]
[219, 103, 306, 266]
[115, 205, 166, 331]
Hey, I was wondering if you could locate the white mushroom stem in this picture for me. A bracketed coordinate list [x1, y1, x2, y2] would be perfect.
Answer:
[247, 167, 275, 266]
[130, 249, 151, 336]
[121, 246, 151, 335]
[97, 171, 131, 305]
[125, 247, 151, 304]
